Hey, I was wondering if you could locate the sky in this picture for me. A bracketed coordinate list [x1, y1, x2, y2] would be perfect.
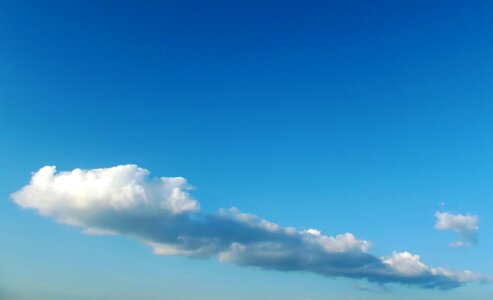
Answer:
[0, 1, 492, 299]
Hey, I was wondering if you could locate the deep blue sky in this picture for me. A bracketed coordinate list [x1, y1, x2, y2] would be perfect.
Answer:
[1, 1, 492, 299]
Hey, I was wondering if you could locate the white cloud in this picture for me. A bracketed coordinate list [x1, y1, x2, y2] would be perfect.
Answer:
[435, 211, 479, 247]
[12, 165, 199, 226]
[382, 252, 428, 277]
[10, 165, 488, 290]
[302, 231, 372, 253]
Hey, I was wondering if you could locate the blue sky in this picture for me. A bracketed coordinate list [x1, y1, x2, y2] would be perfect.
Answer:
[1, 1, 492, 299]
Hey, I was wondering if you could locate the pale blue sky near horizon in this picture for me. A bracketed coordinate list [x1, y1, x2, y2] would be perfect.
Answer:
[1, 1, 492, 299]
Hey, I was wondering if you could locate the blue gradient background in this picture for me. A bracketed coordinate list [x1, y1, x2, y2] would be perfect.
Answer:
[1, 1, 492, 299]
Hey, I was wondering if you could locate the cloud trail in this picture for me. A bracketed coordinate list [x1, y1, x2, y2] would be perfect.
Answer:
[10, 165, 486, 289]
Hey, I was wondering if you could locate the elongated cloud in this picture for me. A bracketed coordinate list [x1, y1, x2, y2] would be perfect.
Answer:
[11, 165, 485, 289]
[435, 211, 479, 248]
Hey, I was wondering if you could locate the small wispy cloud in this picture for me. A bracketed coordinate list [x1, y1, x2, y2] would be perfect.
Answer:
[10, 165, 488, 290]
[353, 283, 391, 293]
[435, 211, 479, 248]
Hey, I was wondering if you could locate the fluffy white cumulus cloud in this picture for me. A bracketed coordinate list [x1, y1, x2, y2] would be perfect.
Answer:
[382, 252, 428, 276]
[435, 211, 479, 247]
[10, 165, 487, 290]
[12, 165, 199, 225]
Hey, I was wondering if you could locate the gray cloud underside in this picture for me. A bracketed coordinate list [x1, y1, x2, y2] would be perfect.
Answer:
[11, 165, 485, 290]
[90, 211, 461, 289]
